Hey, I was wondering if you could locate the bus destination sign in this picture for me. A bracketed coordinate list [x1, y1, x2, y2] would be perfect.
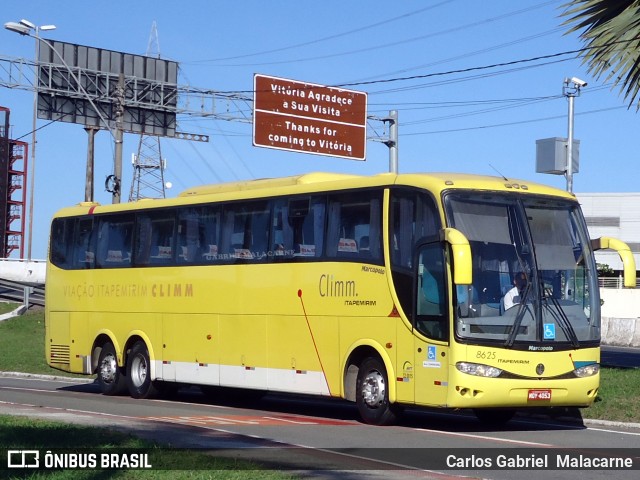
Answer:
[253, 74, 367, 160]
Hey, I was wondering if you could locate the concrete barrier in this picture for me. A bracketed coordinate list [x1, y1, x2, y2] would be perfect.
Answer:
[0, 258, 46, 284]
[600, 288, 640, 347]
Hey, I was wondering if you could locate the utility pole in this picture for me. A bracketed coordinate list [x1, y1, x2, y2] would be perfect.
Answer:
[84, 127, 98, 201]
[112, 73, 124, 203]
[385, 110, 398, 174]
[366, 110, 399, 174]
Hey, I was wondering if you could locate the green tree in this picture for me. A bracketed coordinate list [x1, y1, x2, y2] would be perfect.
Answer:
[597, 262, 616, 277]
[561, 0, 640, 109]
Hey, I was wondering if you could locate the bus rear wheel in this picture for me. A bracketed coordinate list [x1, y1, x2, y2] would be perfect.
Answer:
[126, 341, 160, 399]
[355, 356, 402, 425]
[96, 343, 126, 395]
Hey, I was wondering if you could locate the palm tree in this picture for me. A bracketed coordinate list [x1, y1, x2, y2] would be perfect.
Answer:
[561, 0, 640, 109]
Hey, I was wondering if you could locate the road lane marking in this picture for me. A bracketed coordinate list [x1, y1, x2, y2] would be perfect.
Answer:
[413, 427, 553, 447]
[143, 414, 347, 426]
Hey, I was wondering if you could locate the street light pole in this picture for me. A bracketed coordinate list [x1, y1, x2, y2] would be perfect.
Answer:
[4, 19, 56, 261]
[6, 20, 120, 212]
[563, 77, 587, 193]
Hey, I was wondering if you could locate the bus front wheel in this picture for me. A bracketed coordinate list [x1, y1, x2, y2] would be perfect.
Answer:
[355, 356, 402, 425]
[96, 343, 126, 395]
[126, 341, 160, 399]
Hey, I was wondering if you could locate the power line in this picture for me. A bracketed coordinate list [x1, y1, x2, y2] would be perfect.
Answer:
[342, 27, 564, 85]
[188, 1, 456, 63]
[403, 106, 627, 136]
[198, 1, 557, 68]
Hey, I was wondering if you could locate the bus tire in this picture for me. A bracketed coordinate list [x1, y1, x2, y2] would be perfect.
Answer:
[474, 408, 516, 425]
[355, 356, 402, 425]
[96, 342, 126, 395]
[126, 341, 160, 399]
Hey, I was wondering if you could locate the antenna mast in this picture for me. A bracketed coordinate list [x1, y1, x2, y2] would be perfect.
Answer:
[129, 21, 167, 201]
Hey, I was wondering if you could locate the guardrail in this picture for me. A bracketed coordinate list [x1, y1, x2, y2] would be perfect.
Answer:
[0, 279, 44, 307]
[599, 277, 640, 289]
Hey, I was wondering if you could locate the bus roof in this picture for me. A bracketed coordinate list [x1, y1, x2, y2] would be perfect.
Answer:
[54, 171, 575, 217]
[179, 171, 575, 200]
[178, 172, 362, 196]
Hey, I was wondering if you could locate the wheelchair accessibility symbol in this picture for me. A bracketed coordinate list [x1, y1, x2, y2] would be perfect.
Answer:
[427, 346, 437, 361]
[423, 345, 441, 368]
[544, 323, 556, 340]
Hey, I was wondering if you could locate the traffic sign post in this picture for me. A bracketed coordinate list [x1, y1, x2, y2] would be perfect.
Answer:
[253, 74, 367, 160]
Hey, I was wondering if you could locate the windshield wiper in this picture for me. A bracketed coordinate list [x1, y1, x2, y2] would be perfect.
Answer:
[542, 288, 580, 348]
[504, 282, 532, 348]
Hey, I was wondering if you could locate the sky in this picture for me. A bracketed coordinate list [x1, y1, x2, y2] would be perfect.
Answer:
[1, 0, 638, 259]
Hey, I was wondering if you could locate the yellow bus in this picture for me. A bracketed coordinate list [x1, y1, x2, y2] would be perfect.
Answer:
[45, 172, 636, 425]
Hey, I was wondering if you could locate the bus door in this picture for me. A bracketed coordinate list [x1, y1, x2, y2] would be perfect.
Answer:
[411, 242, 450, 407]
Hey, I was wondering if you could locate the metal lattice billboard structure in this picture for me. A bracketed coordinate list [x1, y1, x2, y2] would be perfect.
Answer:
[37, 39, 178, 137]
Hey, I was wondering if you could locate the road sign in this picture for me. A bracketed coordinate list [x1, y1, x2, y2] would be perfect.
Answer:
[253, 74, 367, 160]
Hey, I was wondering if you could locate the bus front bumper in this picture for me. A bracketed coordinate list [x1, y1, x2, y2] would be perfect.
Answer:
[446, 370, 599, 409]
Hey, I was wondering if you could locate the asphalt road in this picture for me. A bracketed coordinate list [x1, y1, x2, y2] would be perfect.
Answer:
[601, 345, 640, 368]
[1, 374, 639, 479]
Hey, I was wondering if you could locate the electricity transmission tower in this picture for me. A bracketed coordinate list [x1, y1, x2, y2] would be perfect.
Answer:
[129, 22, 166, 201]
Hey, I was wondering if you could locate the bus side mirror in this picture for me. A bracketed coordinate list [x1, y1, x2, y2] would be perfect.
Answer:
[440, 228, 472, 285]
[591, 237, 636, 288]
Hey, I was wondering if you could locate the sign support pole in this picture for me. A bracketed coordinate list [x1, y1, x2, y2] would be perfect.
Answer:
[84, 127, 98, 202]
[113, 73, 125, 204]
[385, 110, 398, 174]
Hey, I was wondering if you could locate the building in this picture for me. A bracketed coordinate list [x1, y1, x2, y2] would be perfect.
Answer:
[578, 193, 640, 276]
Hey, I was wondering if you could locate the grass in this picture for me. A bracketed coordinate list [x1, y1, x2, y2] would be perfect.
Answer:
[0, 308, 67, 377]
[587, 367, 640, 423]
[0, 414, 296, 479]
[0, 302, 21, 315]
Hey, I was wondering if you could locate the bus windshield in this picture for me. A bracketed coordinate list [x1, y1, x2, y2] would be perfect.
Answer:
[445, 192, 600, 349]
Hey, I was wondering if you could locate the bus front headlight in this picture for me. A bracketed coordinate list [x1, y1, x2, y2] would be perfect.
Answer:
[456, 362, 502, 378]
[574, 363, 599, 378]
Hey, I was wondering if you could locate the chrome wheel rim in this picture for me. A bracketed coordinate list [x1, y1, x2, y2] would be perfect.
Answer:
[130, 354, 148, 388]
[361, 370, 385, 407]
[99, 353, 118, 385]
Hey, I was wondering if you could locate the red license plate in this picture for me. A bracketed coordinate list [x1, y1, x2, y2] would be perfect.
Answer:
[528, 389, 552, 401]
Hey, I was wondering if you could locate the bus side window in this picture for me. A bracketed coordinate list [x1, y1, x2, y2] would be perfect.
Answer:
[390, 188, 441, 326]
[135, 211, 177, 266]
[326, 190, 382, 261]
[177, 206, 220, 264]
[220, 201, 269, 262]
[50, 218, 74, 269]
[177, 210, 199, 263]
[286, 196, 325, 259]
[95, 215, 133, 268]
[147, 213, 176, 265]
[74, 218, 96, 269]
[135, 216, 152, 265]
[272, 199, 294, 260]
[416, 243, 448, 341]
[249, 202, 270, 261]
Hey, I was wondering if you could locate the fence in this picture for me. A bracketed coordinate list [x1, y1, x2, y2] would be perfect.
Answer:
[599, 277, 640, 289]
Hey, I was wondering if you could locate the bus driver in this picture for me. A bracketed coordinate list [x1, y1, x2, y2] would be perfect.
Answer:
[503, 272, 528, 310]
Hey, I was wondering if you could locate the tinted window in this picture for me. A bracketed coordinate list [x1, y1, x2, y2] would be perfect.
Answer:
[74, 218, 96, 269]
[96, 215, 134, 268]
[50, 218, 74, 269]
[220, 201, 270, 262]
[135, 211, 175, 266]
[177, 205, 221, 263]
[326, 190, 382, 262]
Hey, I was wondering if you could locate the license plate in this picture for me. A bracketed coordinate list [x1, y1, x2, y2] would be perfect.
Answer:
[528, 389, 552, 401]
